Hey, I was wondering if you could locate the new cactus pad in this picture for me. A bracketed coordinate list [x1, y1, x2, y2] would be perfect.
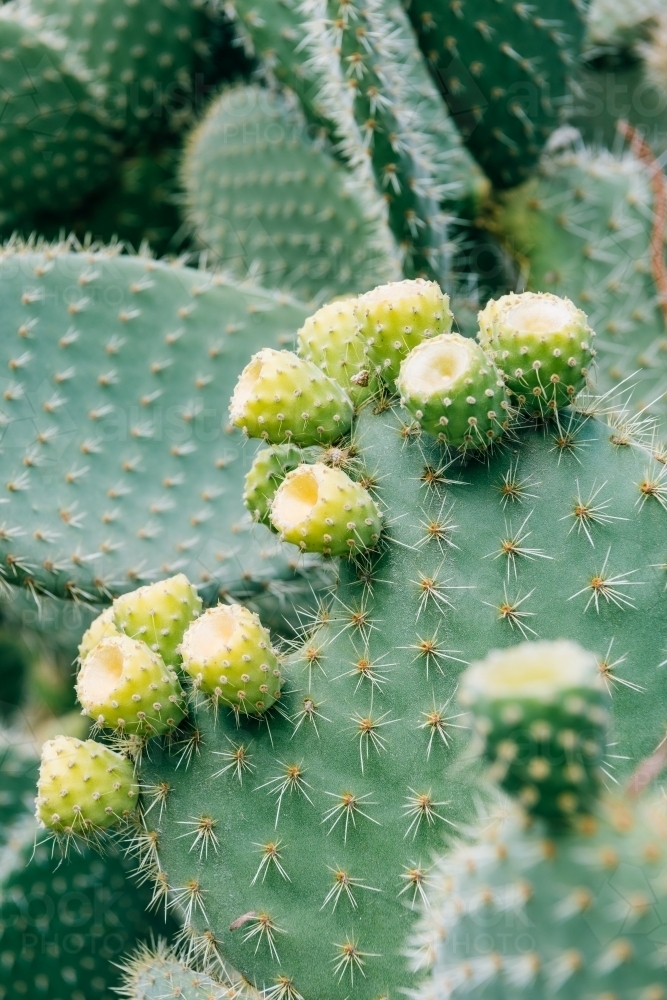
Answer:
[0, 245, 320, 612]
[38, 280, 667, 1000]
[181, 85, 398, 301]
[414, 639, 667, 999]
[406, 0, 587, 188]
[496, 143, 667, 417]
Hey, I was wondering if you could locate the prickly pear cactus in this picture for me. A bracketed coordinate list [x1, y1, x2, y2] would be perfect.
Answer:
[181, 85, 399, 301]
[0, 732, 177, 1000]
[29, 0, 211, 140]
[0, 243, 316, 610]
[407, 0, 587, 188]
[0, 2, 119, 226]
[413, 639, 667, 1000]
[497, 142, 667, 418]
[40, 282, 667, 1000]
[119, 942, 244, 1000]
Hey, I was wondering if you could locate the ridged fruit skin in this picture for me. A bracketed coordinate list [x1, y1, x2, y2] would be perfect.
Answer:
[297, 297, 374, 405]
[230, 348, 354, 446]
[0, 5, 118, 225]
[0, 738, 178, 1000]
[243, 443, 308, 528]
[477, 291, 595, 413]
[181, 84, 397, 302]
[29, 0, 210, 141]
[79, 607, 122, 660]
[181, 603, 282, 714]
[359, 279, 454, 382]
[496, 146, 667, 418]
[37, 283, 667, 1000]
[270, 461, 382, 556]
[0, 247, 318, 612]
[459, 641, 609, 823]
[36, 735, 138, 834]
[113, 574, 202, 666]
[76, 635, 186, 734]
[397, 334, 510, 450]
[406, 0, 586, 188]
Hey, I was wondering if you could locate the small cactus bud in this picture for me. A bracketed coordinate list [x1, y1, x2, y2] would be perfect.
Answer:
[229, 348, 354, 446]
[477, 291, 594, 413]
[270, 462, 382, 557]
[297, 298, 374, 404]
[459, 640, 609, 823]
[181, 604, 282, 714]
[243, 443, 308, 528]
[78, 606, 122, 661]
[36, 735, 138, 836]
[76, 635, 186, 735]
[397, 333, 510, 450]
[113, 574, 202, 666]
[358, 278, 453, 382]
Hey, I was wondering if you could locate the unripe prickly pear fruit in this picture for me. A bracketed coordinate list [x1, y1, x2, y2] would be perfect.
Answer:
[113, 574, 202, 667]
[270, 462, 382, 556]
[230, 348, 354, 446]
[76, 635, 187, 736]
[36, 735, 138, 835]
[477, 292, 595, 414]
[78, 606, 122, 661]
[181, 603, 282, 715]
[397, 334, 511, 451]
[297, 298, 374, 404]
[460, 640, 609, 823]
[244, 443, 307, 528]
[359, 279, 453, 383]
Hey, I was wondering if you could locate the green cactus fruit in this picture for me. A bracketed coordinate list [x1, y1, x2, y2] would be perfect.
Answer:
[0, 246, 318, 611]
[76, 635, 186, 735]
[297, 297, 374, 405]
[0, 735, 178, 1000]
[112, 573, 202, 666]
[477, 292, 595, 414]
[78, 605, 122, 660]
[270, 461, 382, 556]
[397, 333, 510, 450]
[416, 793, 667, 1000]
[244, 444, 308, 528]
[230, 349, 354, 446]
[36, 735, 138, 836]
[119, 942, 239, 1000]
[181, 84, 399, 302]
[181, 603, 282, 714]
[359, 279, 454, 383]
[496, 144, 667, 418]
[459, 640, 609, 822]
[48, 281, 667, 1000]
[0, 3, 119, 225]
[406, 0, 587, 188]
[29, 0, 210, 141]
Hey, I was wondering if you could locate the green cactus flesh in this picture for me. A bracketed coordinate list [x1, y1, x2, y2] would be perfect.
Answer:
[0, 4, 119, 225]
[0, 734, 177, 1000]
[497, 145, 667, 419]
[406, 0, 586, 189]
[0, 245, 317, 609]
[29, 0, 209, 141]
[181, 84, 398, 302]
[416, 794, 667, 1000]
[136, 376, 667, 999]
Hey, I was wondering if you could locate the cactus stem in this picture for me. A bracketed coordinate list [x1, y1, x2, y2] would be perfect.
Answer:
[211, 739, 256, 784]
[321, 789, 380, 841]
[256, 761, 314, 828]
[175, 816, 220, 859]
[568, 547, 643, 613]
[402, 788, 456, 840]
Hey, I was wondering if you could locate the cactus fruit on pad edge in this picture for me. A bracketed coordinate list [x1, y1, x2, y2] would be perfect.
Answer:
[413, 640, 667, 999]
[40, 281, 665, 1000]
[0, 735, 177, 1000]
[0, 246, 317, 609]
[406, 0, 587, 189]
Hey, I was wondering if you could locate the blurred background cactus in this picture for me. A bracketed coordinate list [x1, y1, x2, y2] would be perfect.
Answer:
[0, 0, 667, 997]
